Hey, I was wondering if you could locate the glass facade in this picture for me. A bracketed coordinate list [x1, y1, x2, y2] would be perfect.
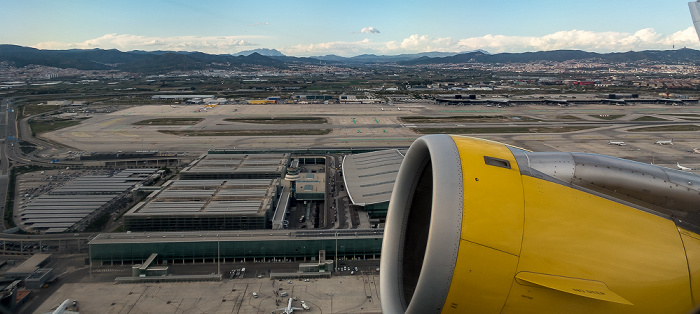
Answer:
[90, 236, 383, 265]
[123, 215, 270, 232]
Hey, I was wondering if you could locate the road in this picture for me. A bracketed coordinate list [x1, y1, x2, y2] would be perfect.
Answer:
[0, 97, 12, 232]
[0, 96, 45, 232]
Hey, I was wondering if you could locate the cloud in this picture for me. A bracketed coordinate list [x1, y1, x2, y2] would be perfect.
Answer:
[360, 27, 380, 34]
[455, 28, 700, 53]
[35, 34, 265, 54]
[286, 28, 700, 57]
[284, 35, 458, 56]
[385, 35, 456, 52]
[32, 28, 700, 57]
[250, 22, 270, 27]
[661, 27, 700, 46]
[284, 38, 379, 56]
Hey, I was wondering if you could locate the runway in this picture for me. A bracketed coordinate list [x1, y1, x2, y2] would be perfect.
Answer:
[40, 102, 700, 169]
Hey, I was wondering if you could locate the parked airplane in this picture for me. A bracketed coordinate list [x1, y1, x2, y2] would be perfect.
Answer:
[655, 139, 673, 145]
[677, 162, 693, 171]
[608, 140, 626, 146]
[46, 299, 78, 314]
[275, 297, 303, 314]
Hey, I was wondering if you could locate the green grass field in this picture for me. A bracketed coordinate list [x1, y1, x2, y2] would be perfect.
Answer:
[159, 129, 332, 136]
[632, 116, 668, 122]
[414, 126, 595, 134]
[21, 104, 61, 118]
[628, 125, 700, 132]
[400, 115, 539, 123]
[224, 117, 328, 124]
[590, 114, 624, 120]
[29, 119, 83, 135]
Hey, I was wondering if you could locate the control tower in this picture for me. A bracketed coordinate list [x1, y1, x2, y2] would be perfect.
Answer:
[285, 159, 301, 198]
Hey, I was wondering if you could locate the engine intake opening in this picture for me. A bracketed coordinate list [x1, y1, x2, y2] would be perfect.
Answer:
[381, 134, 463, 314]
[402, 160, 433, 305]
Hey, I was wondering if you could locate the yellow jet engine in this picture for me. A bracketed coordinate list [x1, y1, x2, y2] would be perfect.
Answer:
[380, 134, 700, 314]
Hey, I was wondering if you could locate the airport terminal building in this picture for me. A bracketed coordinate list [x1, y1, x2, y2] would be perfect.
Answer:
[89, 149, 401, 265]
[342, 149, 404, 219]
[179, 153, 289, 180]
[124, 179, 281, 231]
[19, 169, 160, 233]
[89, 229, 383, 265]
[122, 152, 292, 232]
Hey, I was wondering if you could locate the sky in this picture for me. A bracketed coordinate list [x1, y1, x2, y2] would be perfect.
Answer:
[2, 0, 700, 57]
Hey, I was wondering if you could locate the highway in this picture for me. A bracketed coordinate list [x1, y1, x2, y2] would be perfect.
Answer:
[0, 96, 71, 233]
[0, 97, 11, 232]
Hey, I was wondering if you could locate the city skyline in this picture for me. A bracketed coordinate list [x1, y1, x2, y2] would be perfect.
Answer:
[3, 0, 700, 57]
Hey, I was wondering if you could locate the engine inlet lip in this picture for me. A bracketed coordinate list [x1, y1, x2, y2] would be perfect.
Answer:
[381, 134, 464, 314]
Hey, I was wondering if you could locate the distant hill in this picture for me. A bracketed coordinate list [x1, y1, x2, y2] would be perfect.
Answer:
[0, 45, 287, 73]
[232, 48, 285, 57]
[312, 51, 465, 64]
[401, 48, 700, 65]
[2, 45, 699, 73]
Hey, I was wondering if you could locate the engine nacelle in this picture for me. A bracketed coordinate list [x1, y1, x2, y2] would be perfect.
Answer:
[381, 134, 700, 314]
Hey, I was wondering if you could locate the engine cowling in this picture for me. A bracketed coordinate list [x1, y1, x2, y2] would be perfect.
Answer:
[380, 134, 700, 314]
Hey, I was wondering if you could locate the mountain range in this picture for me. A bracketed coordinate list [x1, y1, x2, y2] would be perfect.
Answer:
[232, 48, 286, 57]
[0, 45, 286, 72]
[310, 51, 468, 64]
[400, 49, 700, 65]
[1, 44, 699, 74]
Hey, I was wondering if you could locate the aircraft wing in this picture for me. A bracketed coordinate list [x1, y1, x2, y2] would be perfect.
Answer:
[690, 1, 700, 40]
[380, 134, 700, 314]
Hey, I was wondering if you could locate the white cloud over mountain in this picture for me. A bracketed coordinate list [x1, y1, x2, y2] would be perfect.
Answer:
[33, 28, 700, 57]
[286, 39, 377, 56]
[360, 27, 381, 34]
[455, 28, 699, 52]
[302, 28, 699, 56]
[36, 34, 262, 54]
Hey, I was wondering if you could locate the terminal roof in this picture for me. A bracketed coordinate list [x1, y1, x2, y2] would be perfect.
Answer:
[89, 229, 384, 245]
[342, 149, 404, 205]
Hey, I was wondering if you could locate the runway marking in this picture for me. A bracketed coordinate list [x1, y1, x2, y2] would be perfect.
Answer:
[99, 118, 125, 127]
[69, 132, 92, 138]
[114, 131, 139, 137]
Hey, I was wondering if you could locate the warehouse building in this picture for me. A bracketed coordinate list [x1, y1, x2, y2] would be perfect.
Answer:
[179, 153, 289, 180]
[341, 150, 404, 219]
[123, 179, 281, 231]
[89, 229, 383, 266]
